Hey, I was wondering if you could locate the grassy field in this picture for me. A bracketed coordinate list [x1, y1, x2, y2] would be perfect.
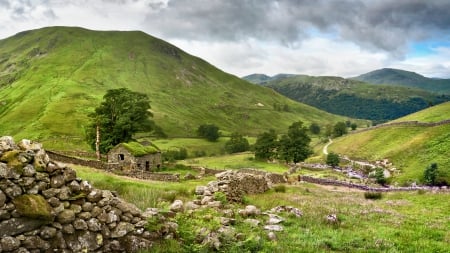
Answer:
[182, 152, 290, 173]
[71, 164, 450, 252]
[393, 101, 450, 123]
[328, 124, 450, 185]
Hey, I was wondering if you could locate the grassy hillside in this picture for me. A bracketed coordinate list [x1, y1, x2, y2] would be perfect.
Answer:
[0, 27, 351, 150]
[74, 164, 450, 252]
[393, 101, 450, 123]
[262, 75, 449, 123]
[353, 68, 450, 94]
[328, 123, 450, 185]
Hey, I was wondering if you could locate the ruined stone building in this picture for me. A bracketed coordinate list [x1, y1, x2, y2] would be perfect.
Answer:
[107, 142, 161, 171]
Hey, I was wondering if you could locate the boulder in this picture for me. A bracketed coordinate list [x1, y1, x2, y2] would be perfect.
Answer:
[0, 218, 47, 237]
[111, 222, 135, 238]
[0, 136, 16, 151]
[57, 209, 76, 224]
[264, 224, 284, 231]
[12, 194, 53, 221]
[169, 200, 184, 213]
[1, 236, 21, 251]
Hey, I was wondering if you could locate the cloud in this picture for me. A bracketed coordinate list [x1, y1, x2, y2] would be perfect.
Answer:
[0, 0, 448, 78]
[143, 0, 450, 57]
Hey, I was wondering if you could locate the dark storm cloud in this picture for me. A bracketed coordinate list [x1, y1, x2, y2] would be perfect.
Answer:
[143, 0, 450, 54]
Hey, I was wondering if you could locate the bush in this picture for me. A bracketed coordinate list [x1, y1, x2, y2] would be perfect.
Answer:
[224, 132, 250, 153]
[197, 124, 220, 142]
[375, 168, 387, 185]
[273, 184, 286, 193]
[326, 152, 340, 167]
[364, 191, 383, 200]
[423, 163, 438, 186]
[163, 148, 188, 162]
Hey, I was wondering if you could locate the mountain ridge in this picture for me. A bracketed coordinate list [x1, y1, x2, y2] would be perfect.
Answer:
[254, 74, 449, 123]
[352, 68, 450, 94]
[0, 26, 350, 150]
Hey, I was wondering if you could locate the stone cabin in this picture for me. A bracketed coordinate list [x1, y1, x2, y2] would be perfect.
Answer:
[107, 142, 161, 171]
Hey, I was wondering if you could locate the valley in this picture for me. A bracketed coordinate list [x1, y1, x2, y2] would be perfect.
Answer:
[1, 26, 449, 253]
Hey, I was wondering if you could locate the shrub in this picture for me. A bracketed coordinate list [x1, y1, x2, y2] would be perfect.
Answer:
[197, 124, 220, 142]
[326, 152, 340, 167]
[273, 184, 286, 193]
[364, 191, 383, 200]
[423, 163, 438, 186]
[375, 168, 387, 185]
[163, 148, 188, 162]
[224, 132, 250, 153]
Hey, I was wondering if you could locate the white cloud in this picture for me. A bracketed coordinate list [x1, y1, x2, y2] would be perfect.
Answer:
[0, 0, 449, 78]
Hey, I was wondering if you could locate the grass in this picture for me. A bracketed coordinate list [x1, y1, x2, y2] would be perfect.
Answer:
[182, 152, 290, 173]
[72, 164, 212, 210]
[328, 124, 450, 185]
[71, 163, 450, 252]
[246, 183, 450, 252]
[0, 26, 350, 150]
[393, 101, 450, 123]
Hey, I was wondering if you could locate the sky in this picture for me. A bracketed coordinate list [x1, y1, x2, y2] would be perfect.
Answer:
[0, 0, 450, 78]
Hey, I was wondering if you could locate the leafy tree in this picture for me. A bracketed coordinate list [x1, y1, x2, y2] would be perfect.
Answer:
[309, 123, 321, 135]
[254, 129, 278, 161]
[423, 163, 438, 185]
[375, 168, 387, 185]
[333, 122, 348, 137]
[86, 88, 153, 154]
[350, 123, 357, 130]
[197, 124, 220, 142]
[278, 121, 313, 163]
[224, 132, 250, 153]
[326, 152, 340, 167]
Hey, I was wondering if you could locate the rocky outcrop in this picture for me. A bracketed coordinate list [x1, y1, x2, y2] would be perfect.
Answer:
[0, 136, 172, 252]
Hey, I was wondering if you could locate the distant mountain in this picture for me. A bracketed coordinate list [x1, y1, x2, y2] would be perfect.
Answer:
[242, 74, 271, 84]
[0, 27, 350, 150]
[353, 68, 450, 94]
[265, 75, 449, 123]
[242, 73, 295, 84]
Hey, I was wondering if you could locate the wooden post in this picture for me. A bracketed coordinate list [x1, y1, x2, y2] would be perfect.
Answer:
[96, 124, 101, 161]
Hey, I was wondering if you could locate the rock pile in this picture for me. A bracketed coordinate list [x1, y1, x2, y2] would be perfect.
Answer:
[194, 170, 285, 203]
[0, 136, 173, 252]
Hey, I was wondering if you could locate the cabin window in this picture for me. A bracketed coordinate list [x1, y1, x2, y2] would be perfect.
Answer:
[145, 161, 150, 171]
[118, 154, 125, 161]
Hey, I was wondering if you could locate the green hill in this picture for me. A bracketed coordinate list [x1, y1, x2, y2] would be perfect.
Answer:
[262, 75, 449, 123]
[393, 102, 450, 123]
[0, 27, 351, 150]
[328, 104, 450, 185]
[353, 68, 450, 94]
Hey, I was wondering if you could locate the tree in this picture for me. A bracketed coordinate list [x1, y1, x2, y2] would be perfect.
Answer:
[254, 129, 278, 161]
[350, 123, 357, 130]
[278, 121, 313, 163]
[375, 168, 387, 185]
[309, 123, 321, 135]
[326, 152, 340, 167]
[224, 132, 250, 153]
[86, 88, 154, 154]
[197, 124, 220, 142]
[423, 163, 438, 185]
[333, 122, 348, 137]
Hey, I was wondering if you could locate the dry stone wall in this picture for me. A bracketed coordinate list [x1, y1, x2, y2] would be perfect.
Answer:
[0, 136, 172, 252]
